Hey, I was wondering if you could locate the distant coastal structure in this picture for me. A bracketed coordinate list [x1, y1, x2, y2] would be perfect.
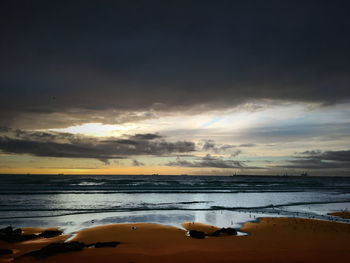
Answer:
[283, 172, 309, 177]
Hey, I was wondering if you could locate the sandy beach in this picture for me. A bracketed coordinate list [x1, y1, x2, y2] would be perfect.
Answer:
[2, 1, 350, 262]
[1, 215, 350, 263]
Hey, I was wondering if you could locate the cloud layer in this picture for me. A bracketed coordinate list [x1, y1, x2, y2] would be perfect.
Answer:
[280, 150, 350, 169]
[0, 128, 195, 163]
[167, 154, 259, 169]
[1, 1, 350, 128]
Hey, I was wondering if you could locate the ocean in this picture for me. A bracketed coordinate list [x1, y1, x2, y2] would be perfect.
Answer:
[0, 174, 350, 233]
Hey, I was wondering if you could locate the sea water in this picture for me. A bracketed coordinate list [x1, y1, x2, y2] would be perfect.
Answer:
[0, 174, 349, 233]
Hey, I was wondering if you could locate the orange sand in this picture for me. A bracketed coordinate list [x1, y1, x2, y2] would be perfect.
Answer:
[1, 217, 350, 263]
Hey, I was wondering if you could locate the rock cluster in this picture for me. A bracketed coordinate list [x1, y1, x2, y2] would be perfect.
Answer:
[189, 230, 207, 239]
[24, 241, 120, 259]
[91, 241, 120, 248]
[189, 227, 237, 239]
[0, 226, 62, 243]
[25, 241, 86, 259]
[0, 249, 13, 255]
[39, 230, 64, 238]
[211, 227, 237, 237]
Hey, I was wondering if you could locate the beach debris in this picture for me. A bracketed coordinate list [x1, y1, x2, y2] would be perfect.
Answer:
[189, 230, 207, 239]
[0, 249, 13, 255]
[23, 241, 120, 259]
[210, 227, 237, 237]
[0, 226, 63, 243]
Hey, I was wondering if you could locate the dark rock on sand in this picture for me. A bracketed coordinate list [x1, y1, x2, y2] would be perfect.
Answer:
[211, 227, 237, 237]
[91, 241, 120, 248]
[39, 230, 63, 238]
[0, 226, 63, 243]
[189, 230, 207, 239]
[25, 242, 86, 259]
[0, 226, 38, 243]
[24, 241, 121, 259]
[0, 249, 13, 255]
[0, 226, 13, 235]
[12, 234, 38, 243]
[13, 228, 22, 235]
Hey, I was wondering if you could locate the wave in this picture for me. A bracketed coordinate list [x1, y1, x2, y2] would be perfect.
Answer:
[0, 189, 331, 195]
[210, 200, 350, 211]
[1, 200, 349, 220]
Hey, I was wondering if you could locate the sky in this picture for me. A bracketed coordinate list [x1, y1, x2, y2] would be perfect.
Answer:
[0, 0, 350, 175]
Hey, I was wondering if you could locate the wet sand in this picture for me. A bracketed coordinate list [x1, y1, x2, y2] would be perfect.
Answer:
[1, 217, 350, 263]
[330, 211, 350, 219]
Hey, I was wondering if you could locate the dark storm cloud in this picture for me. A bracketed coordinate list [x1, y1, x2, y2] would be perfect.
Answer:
[1, 0, 350, 128]
[167, 154, 260, 169]
[297, 149, 350, 164]
[132, 160, 144, 167]
[279, 150, 350, 169]
[0, 127, 10, 132]
[132, 134, 162, 140]
[239, 143, 256, 147]
[13, 129, 75, 143]
[202, 140, 237, 153]
[0, 136, 122, 164]
[202, 141, 216, 151]
[113, 139, 139, 146]
[201, 140, 249, 155]
[227, 123, 350, 143]
[230, 150, 242, 157]
[0, 129, 195, 162]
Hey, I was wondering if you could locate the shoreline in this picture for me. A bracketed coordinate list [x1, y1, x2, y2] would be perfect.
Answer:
[329, 211, 350, 219]
[1, 215, 350, 263]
